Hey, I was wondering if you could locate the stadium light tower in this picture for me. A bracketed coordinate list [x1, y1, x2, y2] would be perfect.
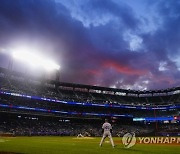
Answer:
[11, 47, 60, 81]
[12, 49, 60, 71]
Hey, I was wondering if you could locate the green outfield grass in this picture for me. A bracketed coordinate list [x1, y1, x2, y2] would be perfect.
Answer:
[0, 136, 179, 154]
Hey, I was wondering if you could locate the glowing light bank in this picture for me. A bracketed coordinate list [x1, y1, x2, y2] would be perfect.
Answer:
[12, 48, 60, 71]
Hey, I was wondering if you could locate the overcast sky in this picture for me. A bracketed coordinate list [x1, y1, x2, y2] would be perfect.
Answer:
[0, 0, 180, 90]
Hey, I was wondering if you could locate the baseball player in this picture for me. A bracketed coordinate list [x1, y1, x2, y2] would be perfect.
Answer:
[99, 119, 115, 148]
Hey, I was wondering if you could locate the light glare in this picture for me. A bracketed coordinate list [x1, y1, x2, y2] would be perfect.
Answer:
[12, 49, 60, 71]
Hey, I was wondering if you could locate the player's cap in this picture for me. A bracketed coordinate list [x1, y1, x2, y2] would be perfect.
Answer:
[105, 119, 108, 122]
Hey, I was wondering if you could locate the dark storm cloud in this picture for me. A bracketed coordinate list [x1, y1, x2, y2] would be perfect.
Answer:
[83, 0, 139, 29]
[139, 0, 180, 89]
[0, 0, 180, 90]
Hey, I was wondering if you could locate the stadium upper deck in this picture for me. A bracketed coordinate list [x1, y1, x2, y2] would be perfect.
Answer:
[0, 67, 180, 106]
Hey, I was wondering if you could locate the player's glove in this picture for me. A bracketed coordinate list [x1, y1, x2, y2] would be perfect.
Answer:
[110, 129, 112, 134]
[102, 129, 104, 134]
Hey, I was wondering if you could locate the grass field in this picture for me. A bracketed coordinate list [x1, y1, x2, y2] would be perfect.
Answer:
[0, 136, 179, 154]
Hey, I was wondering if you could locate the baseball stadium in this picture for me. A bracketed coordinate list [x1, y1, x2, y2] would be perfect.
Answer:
[0, 0, 180, 154]
[0, 67, 179, 153]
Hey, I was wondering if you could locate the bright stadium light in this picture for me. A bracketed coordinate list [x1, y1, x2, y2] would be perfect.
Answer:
[12, 48, 60, 71]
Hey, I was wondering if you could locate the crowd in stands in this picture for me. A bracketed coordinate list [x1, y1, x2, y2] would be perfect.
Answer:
[158, 124, 180, 132]
[156, 124, 180, 136]
[1, 92, 177, 118]
[1, 116, 179, 137]
[0, 115, 154, 137]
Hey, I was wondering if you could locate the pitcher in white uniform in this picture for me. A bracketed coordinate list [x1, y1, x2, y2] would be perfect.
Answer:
[99, 119, 115, 147]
